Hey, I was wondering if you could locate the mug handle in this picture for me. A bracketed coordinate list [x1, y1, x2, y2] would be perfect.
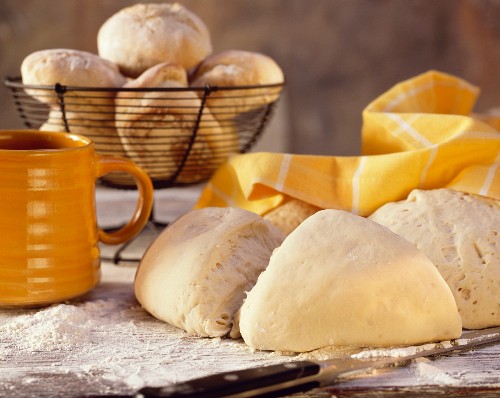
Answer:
[95, 154, 154, 245]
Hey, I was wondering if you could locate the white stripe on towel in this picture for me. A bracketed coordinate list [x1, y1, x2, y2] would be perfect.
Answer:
[275, 154, 292, 192]
[352, 157, 367, 215]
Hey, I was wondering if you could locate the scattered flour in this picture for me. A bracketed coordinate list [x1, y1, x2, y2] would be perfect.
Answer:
[351, 343, 439, 359]
[350, 333, 498, 360]
[0, 265, 292, 395]
[0, 299, 139, 351]
[413, 361, 460, 385]
[456, 338, 470, 345]
[0, 304, 92, 350]
[1, 264, 498, 397]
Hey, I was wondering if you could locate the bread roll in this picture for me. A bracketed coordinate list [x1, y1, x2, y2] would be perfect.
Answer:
[115, 63, 239, 183]
[263, 198, 322, 236]
[134, 207, 285, 337]
[97, 3, 212, 78]
[21, 48, 126, 105]
[39, 109, 125, 158]
[369, 189, 500, 329]
[190, 50, 284, 123]
[239, 209, 462, 352]
[22, 49, 126, 157]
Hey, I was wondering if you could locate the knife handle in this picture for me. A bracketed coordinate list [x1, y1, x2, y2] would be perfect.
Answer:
[135, 360, 321, 398]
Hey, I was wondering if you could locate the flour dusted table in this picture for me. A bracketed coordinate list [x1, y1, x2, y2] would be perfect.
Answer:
[1, 186, 499, 398]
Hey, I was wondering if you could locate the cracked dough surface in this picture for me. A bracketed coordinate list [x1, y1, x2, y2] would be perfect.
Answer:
[369, 189, 500, 329]
[239, 209, 462, 352]
[134, 207, 284, 337]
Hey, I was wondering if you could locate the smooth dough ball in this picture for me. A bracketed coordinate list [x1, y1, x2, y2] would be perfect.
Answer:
[239, 209, 462, 353]
[134, 207, 285, 337]
[97, 3, 212, 77]
[369, 188, 500, 329]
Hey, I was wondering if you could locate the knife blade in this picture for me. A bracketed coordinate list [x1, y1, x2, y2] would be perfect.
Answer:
[135, 327, 500, 398]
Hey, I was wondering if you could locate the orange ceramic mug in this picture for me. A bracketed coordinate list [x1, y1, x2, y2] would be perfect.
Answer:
[0, 130, 154, 307]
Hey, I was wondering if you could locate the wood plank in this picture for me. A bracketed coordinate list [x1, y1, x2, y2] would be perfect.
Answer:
[1, 263, 499, 397]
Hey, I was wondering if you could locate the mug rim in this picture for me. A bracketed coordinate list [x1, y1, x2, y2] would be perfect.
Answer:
[0, 129, 93, 153]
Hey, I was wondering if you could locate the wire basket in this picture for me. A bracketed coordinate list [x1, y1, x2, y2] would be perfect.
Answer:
[4, 76, 284, 189]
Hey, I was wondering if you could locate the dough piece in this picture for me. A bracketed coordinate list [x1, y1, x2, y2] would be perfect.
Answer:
[239, 209, 462, 352]
[134, 207, 285, 337]
[190, 50, 284, 123]
[22, 49, 126, 157]
[263, 198, 322, 236]
[115, 63, 239, 183]
[369, 189, 500, 329]
[98, 3, 212, 77]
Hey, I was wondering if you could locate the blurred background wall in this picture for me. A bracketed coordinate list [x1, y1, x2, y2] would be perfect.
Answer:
[1, 0, 499, 156]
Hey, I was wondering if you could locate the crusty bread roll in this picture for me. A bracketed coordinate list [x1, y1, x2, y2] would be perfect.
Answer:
[239, 209, 462, 352]
[134, 207, 285, 337]
[263, 198, 322, 236]
[22, 49, 126, 157]
[115, 62, 239, 183]
[125, 61, 189, 87]
[21, 48, 126, 104]
[369, 189, 500, 329]
[39, 109, 125, 158]
[97, 3, 212, 78]
[190, 50, 284, 123]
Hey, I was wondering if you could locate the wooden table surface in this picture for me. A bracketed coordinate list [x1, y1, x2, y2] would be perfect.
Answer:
[1, 186, 499, 397]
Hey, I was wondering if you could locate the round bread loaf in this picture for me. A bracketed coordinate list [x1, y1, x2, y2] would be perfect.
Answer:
[97, 3, 212, 78]
[39, 109, 125, 157]
[22, 49, 126, 157]
[21, 48, 126, 104]
[190, 50, 284, 123]
[239, 209, 462, 352]
[369, 188, 500, 329]
[134, 207, 285, 337]
[115, 63, 239, 183]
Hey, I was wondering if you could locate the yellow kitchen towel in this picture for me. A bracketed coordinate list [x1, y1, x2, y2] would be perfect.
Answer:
[195, 70, 500, 216]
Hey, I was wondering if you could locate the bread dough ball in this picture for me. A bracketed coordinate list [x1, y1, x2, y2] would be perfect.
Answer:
[98, 3, 212, 77]
[190, 50, 284, 123]
[134, 207, 285, 337]
[115, 63, 238, 184]
[369, 189, 500, 329]
[263, 198, 321, 236]
[239, 209, 462, 352]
